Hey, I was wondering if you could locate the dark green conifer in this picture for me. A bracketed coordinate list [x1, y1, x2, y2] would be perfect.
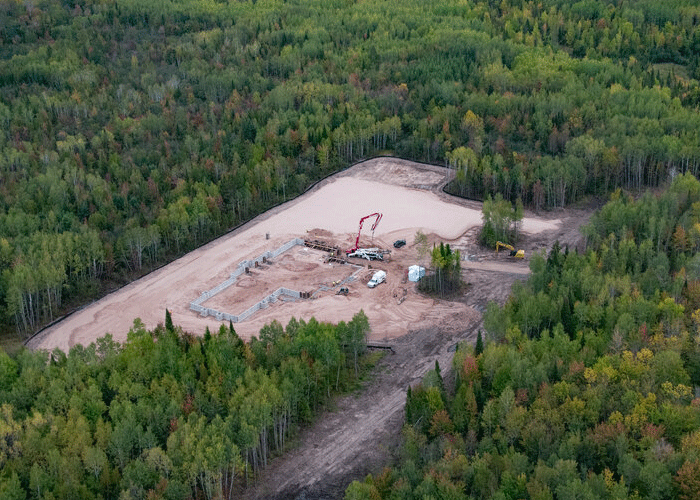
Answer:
[435, 360, 446, 399]
[475, 330, 484, 356]
[165, 308, 174, 332]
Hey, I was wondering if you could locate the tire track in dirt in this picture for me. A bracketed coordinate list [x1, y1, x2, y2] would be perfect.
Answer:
[241, 317, 479, 500]
[241, 203, 592, 500]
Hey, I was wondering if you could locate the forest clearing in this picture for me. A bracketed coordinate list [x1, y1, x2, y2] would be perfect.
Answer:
[27, 158, 563, 353]
[237, 162, 592, 500]
[0, 0, 700, 500]
[4, 0, 700, 498]
[24, 158, 591, 499]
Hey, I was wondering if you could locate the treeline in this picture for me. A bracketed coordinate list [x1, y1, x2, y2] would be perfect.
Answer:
[345, 175, 700, 499]
[2, 0, 700, 336]
[0, 310, 371, 499]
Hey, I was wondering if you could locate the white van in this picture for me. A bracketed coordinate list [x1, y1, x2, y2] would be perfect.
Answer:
[367, 270, 386, 288]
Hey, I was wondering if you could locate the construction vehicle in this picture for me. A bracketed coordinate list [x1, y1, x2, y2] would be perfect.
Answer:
[347, 247, 384, 261]
[496, 241, 525, 258]
[336, 287, 349, 295]
[367, 270, 386, 288]
[347, 213, 382, 254]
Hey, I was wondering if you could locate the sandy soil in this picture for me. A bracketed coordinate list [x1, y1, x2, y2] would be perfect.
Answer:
[28, 158, 559, 352]
[201, 246, 360, 315]
[241, 201, 593, 500]
[26, 157, 593, 500]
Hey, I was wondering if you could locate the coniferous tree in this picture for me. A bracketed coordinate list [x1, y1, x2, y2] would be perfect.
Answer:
[475, 330, 484, 356]
[434, 360, 446, 400]
[165, 308, 174, 333]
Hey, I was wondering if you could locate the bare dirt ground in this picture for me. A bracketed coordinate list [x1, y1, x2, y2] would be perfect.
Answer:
[28, 158, 560, 352]
[201, 246, 362, 315]
[27, 157, 593, 500]
[240, 203, 592, 500]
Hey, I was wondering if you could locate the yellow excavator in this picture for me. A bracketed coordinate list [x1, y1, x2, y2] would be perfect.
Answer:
[496, 241, 525, 259]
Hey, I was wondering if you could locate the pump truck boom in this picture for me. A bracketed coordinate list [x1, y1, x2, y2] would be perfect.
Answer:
[347, 213, 382, 254]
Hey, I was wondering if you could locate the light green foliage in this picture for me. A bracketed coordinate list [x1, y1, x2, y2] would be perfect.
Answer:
[1, 0, 700, 339]
[418, 242, 461, 296]
[0, 311, 372, 498]
[413, 231, 430, 264]
[484, 301, 507, 342]
[0, 472, 24, 500]
[340, 310, 370, 376]
[344, 477, 381, 500]
[0, 352, 17, 394]
[480, 193, 521, 247]
[360, 177, 700, 498]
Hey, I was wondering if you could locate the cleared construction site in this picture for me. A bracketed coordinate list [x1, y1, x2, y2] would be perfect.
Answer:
[189, 208, 397, 325]
[28, 158, 560, 354]
[190, 238, 365, 323]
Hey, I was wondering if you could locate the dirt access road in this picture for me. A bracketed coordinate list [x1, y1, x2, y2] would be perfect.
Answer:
[238, 166, 593, 499]
[28, 157, 591, 499]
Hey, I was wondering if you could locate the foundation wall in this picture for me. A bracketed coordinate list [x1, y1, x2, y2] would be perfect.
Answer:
[189, 239, 306, 323]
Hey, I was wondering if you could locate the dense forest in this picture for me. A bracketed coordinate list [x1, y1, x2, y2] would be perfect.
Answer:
[0, 310, 372, 498]
[3, 0, 700, 497]
[344, 175, 700, 499]
[2, 0, 700, 336]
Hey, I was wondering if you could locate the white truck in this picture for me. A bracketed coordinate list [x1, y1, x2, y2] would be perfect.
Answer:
[348, 248, 384, 261]
[367, 270, 386, 288]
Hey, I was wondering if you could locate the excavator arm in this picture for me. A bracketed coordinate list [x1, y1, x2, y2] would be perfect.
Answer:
[495, 241, 515, 253]
[496, 241, 524, 258]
